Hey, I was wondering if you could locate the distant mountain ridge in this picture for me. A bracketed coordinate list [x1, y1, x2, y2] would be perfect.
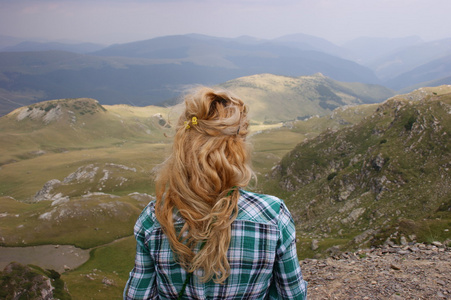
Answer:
[0, 41, 384, 116]
[367, 38, 451, 81]
[0, 34, 380, 116]
[0, 33, 450, 117]
[387, 53, 451, 90]
[273, 33, 352, 59]
[341, 36, 424, 64]
[1, 41, 105, 53]
[0, 35, 27, 49]
[92, 34, 379, 82]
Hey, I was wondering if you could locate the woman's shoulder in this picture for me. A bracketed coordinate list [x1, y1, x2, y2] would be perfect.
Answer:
[134, 201, 158, 232]
[237, 190, 286, 225]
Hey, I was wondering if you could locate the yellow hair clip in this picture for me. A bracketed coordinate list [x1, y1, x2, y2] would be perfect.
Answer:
[184, 116, 198, 130]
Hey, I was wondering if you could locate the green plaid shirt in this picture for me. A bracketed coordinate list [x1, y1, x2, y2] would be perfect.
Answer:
[124, 190, 307, 299]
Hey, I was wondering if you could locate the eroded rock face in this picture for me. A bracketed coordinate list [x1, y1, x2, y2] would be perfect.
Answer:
[0, 262, 55, 300]
[63, 164, 99, 184]
[33, 179, 68, 203]
[32, 162, 140, 204]
[16, 105, 63, 124]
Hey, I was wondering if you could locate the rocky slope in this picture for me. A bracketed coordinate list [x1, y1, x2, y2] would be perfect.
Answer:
[265, 86, 451, 256]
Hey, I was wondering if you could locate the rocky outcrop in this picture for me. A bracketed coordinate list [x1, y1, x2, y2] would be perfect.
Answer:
[32, 162, 139, 203]
[33, 179, 69, 205]
[0, 262, 70, 300]
[16, 105, 63, 124]
[63, 164, 99, 184]
[14, 98, 105, 125]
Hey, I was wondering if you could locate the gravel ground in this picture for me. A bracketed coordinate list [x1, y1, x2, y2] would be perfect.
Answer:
[301, 242, 451, 299]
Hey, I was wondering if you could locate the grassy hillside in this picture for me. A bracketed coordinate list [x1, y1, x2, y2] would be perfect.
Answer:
[0, 98, 171, 165]
[264, 86, 451, 258]
[218, 73, 394, 123]
[60, 236, 136, 299]
[0, 98, 174, 246]
[250, 102, 381, 177]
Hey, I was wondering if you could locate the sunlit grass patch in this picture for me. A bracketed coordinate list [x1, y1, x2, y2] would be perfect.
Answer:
[62, 236, 136, 300]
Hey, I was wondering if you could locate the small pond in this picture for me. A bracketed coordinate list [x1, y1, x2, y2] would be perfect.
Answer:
[0, 244, 90, 273]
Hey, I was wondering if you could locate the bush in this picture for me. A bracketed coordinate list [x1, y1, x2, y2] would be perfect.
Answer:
[404, 116, 416, 131]
[327, 172, 338, 181]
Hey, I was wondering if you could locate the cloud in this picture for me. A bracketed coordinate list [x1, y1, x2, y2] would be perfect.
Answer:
[0, 0, 450, 44]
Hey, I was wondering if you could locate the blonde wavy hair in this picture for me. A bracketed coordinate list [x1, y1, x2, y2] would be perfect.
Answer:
[155, 87, 254, 284]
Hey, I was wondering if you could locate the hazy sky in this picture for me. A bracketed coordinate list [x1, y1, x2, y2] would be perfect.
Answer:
[1, 0, 450, 45]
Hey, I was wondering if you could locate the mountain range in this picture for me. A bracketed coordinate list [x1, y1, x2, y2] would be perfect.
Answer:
[1, 33, 450, 117]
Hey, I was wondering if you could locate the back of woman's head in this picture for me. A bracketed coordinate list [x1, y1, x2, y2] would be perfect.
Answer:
[155, 87, 253, 283]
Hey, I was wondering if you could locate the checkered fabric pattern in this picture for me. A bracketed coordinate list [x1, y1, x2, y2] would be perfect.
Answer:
[124, 190, 307, 299]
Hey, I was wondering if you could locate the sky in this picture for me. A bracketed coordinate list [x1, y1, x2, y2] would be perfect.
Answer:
[0, 0, 450, 46]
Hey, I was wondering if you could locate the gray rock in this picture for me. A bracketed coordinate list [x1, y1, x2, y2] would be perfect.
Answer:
[311, 239, 319, 251]
[400, 235, 408, 246]
[33, 179, 61, 202]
